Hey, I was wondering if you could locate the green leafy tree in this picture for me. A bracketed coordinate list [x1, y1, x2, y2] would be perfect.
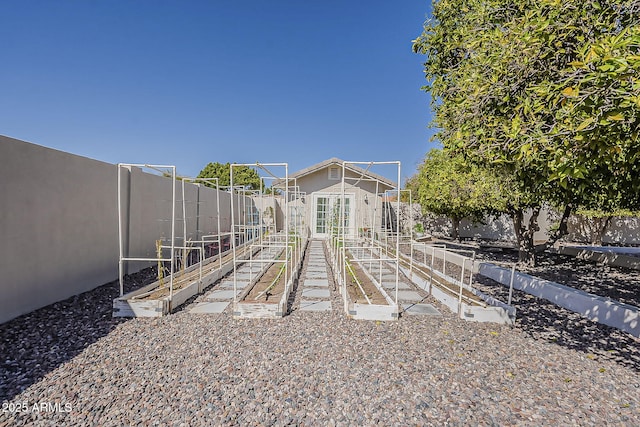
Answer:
[408, 148, 509, 240]
[197, 162, 263, 190]
[413, 0, 640, 264]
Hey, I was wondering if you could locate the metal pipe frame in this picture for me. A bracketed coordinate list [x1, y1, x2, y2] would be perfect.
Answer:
[230, 163, 291, 305]
[117, 163, 176, 300]
[338, 160, 401, 306]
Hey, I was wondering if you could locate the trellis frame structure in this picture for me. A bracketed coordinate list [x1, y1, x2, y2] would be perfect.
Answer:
[329, 160, 402, 320]
[230, 163, 308, 318]
[117, 163, 177, 298]
[114, 171, 248, 317]
[230, 163, 286, 313]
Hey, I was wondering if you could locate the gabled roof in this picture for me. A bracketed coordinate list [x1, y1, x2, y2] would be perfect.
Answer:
[278, 157, 396, 190]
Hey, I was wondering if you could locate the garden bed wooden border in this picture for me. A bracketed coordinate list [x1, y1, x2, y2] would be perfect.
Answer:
[113, 239, 260, 317]
[233, 238, 308, 318]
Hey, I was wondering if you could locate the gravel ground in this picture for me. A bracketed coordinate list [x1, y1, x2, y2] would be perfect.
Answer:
[1, 244, 639, 426]
[432, 241, 640, 369]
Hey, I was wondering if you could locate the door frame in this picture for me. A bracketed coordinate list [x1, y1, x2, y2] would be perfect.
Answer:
[311, 193, 355, 238]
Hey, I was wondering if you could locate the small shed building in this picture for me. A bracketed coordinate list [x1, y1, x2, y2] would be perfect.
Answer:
[275, 158, 397, 239]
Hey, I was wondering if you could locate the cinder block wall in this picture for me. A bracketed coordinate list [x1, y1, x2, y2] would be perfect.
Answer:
[0, 135, 249, 324]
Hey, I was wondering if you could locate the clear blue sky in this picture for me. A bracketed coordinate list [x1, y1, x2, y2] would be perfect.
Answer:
[1, 0, 435, 184]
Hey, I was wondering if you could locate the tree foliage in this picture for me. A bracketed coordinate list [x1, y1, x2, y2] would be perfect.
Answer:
[197, 162, 263, 190]
[413, 0, 640, 263]
[408, 148, 509, 239]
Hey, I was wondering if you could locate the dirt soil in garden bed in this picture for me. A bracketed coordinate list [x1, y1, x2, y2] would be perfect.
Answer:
[142, 261, 219, 300]
[398, 246, 484, 305]
[398, 251, 485, 305]
[243, 251, 288, 304]
[345, 254, 389, 305]
[136, 245, 251, 301]
[241, 245, 306, 305]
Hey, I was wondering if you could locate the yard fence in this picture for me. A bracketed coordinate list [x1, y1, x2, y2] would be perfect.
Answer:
[0, 135, 252, 323]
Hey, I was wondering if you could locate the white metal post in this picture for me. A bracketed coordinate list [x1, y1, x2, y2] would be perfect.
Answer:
[469, 251, 475, 289]
[395, 162, 401, 306]
[117, 164, 124, 296]
[230, 169, 237, 304]
[442, 248, 447, 278]
[508, 264, 516, 306]
[215, 178, 222, 271]
[285, 164, 289, 297]
[341, 162, 346, 286]
[182, 177, 188, 271]
[169, 166, 176, 304]
[429, 246, 435, 295]
[458, 258, 466, 315]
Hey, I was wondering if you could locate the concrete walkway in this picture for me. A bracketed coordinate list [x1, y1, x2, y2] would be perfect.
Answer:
[298, 240, 332, 312]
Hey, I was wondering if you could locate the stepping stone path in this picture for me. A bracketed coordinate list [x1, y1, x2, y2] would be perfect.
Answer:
[190, 246, 282, 314]
[298, 240, 332, 312]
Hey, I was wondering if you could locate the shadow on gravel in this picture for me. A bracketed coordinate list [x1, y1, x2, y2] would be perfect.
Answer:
[474, 274, 640, 372]
[443, 242, 640, 371]
[0, 268, 156, 403]
[522, 253, 640, 308]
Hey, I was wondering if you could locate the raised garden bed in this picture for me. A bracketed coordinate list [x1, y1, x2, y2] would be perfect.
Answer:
[398, 243, 515, 325]
[441, 240, 640, 309]
[332, 243, 399, 321]
[233, 239, 308, 318]
[432, 240, 640, 342]
[113, 241, 259, 317]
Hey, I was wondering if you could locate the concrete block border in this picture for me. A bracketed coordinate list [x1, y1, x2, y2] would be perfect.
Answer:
[476, 262, 640, 338]
[558, 245, 640, 270]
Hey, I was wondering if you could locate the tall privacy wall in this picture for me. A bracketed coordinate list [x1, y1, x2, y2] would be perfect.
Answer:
[567, 215, 640, 245]
[409, 202, 640, 245]
[404, 202, 551, 242]
[0, 135, 248, 324]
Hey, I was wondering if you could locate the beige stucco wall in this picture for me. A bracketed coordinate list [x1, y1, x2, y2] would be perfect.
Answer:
[410, 202, 553, 243]
[251, 195, 278, 231]
[567, 215, 640, 245]
[1, 136, 121, 323]
[0, 135, 251, 324]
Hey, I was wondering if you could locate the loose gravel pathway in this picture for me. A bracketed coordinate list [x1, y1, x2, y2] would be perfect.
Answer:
[1, 243, 639, 426]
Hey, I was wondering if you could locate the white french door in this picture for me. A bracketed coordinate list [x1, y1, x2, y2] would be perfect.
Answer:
[312, 193, 354, 238]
